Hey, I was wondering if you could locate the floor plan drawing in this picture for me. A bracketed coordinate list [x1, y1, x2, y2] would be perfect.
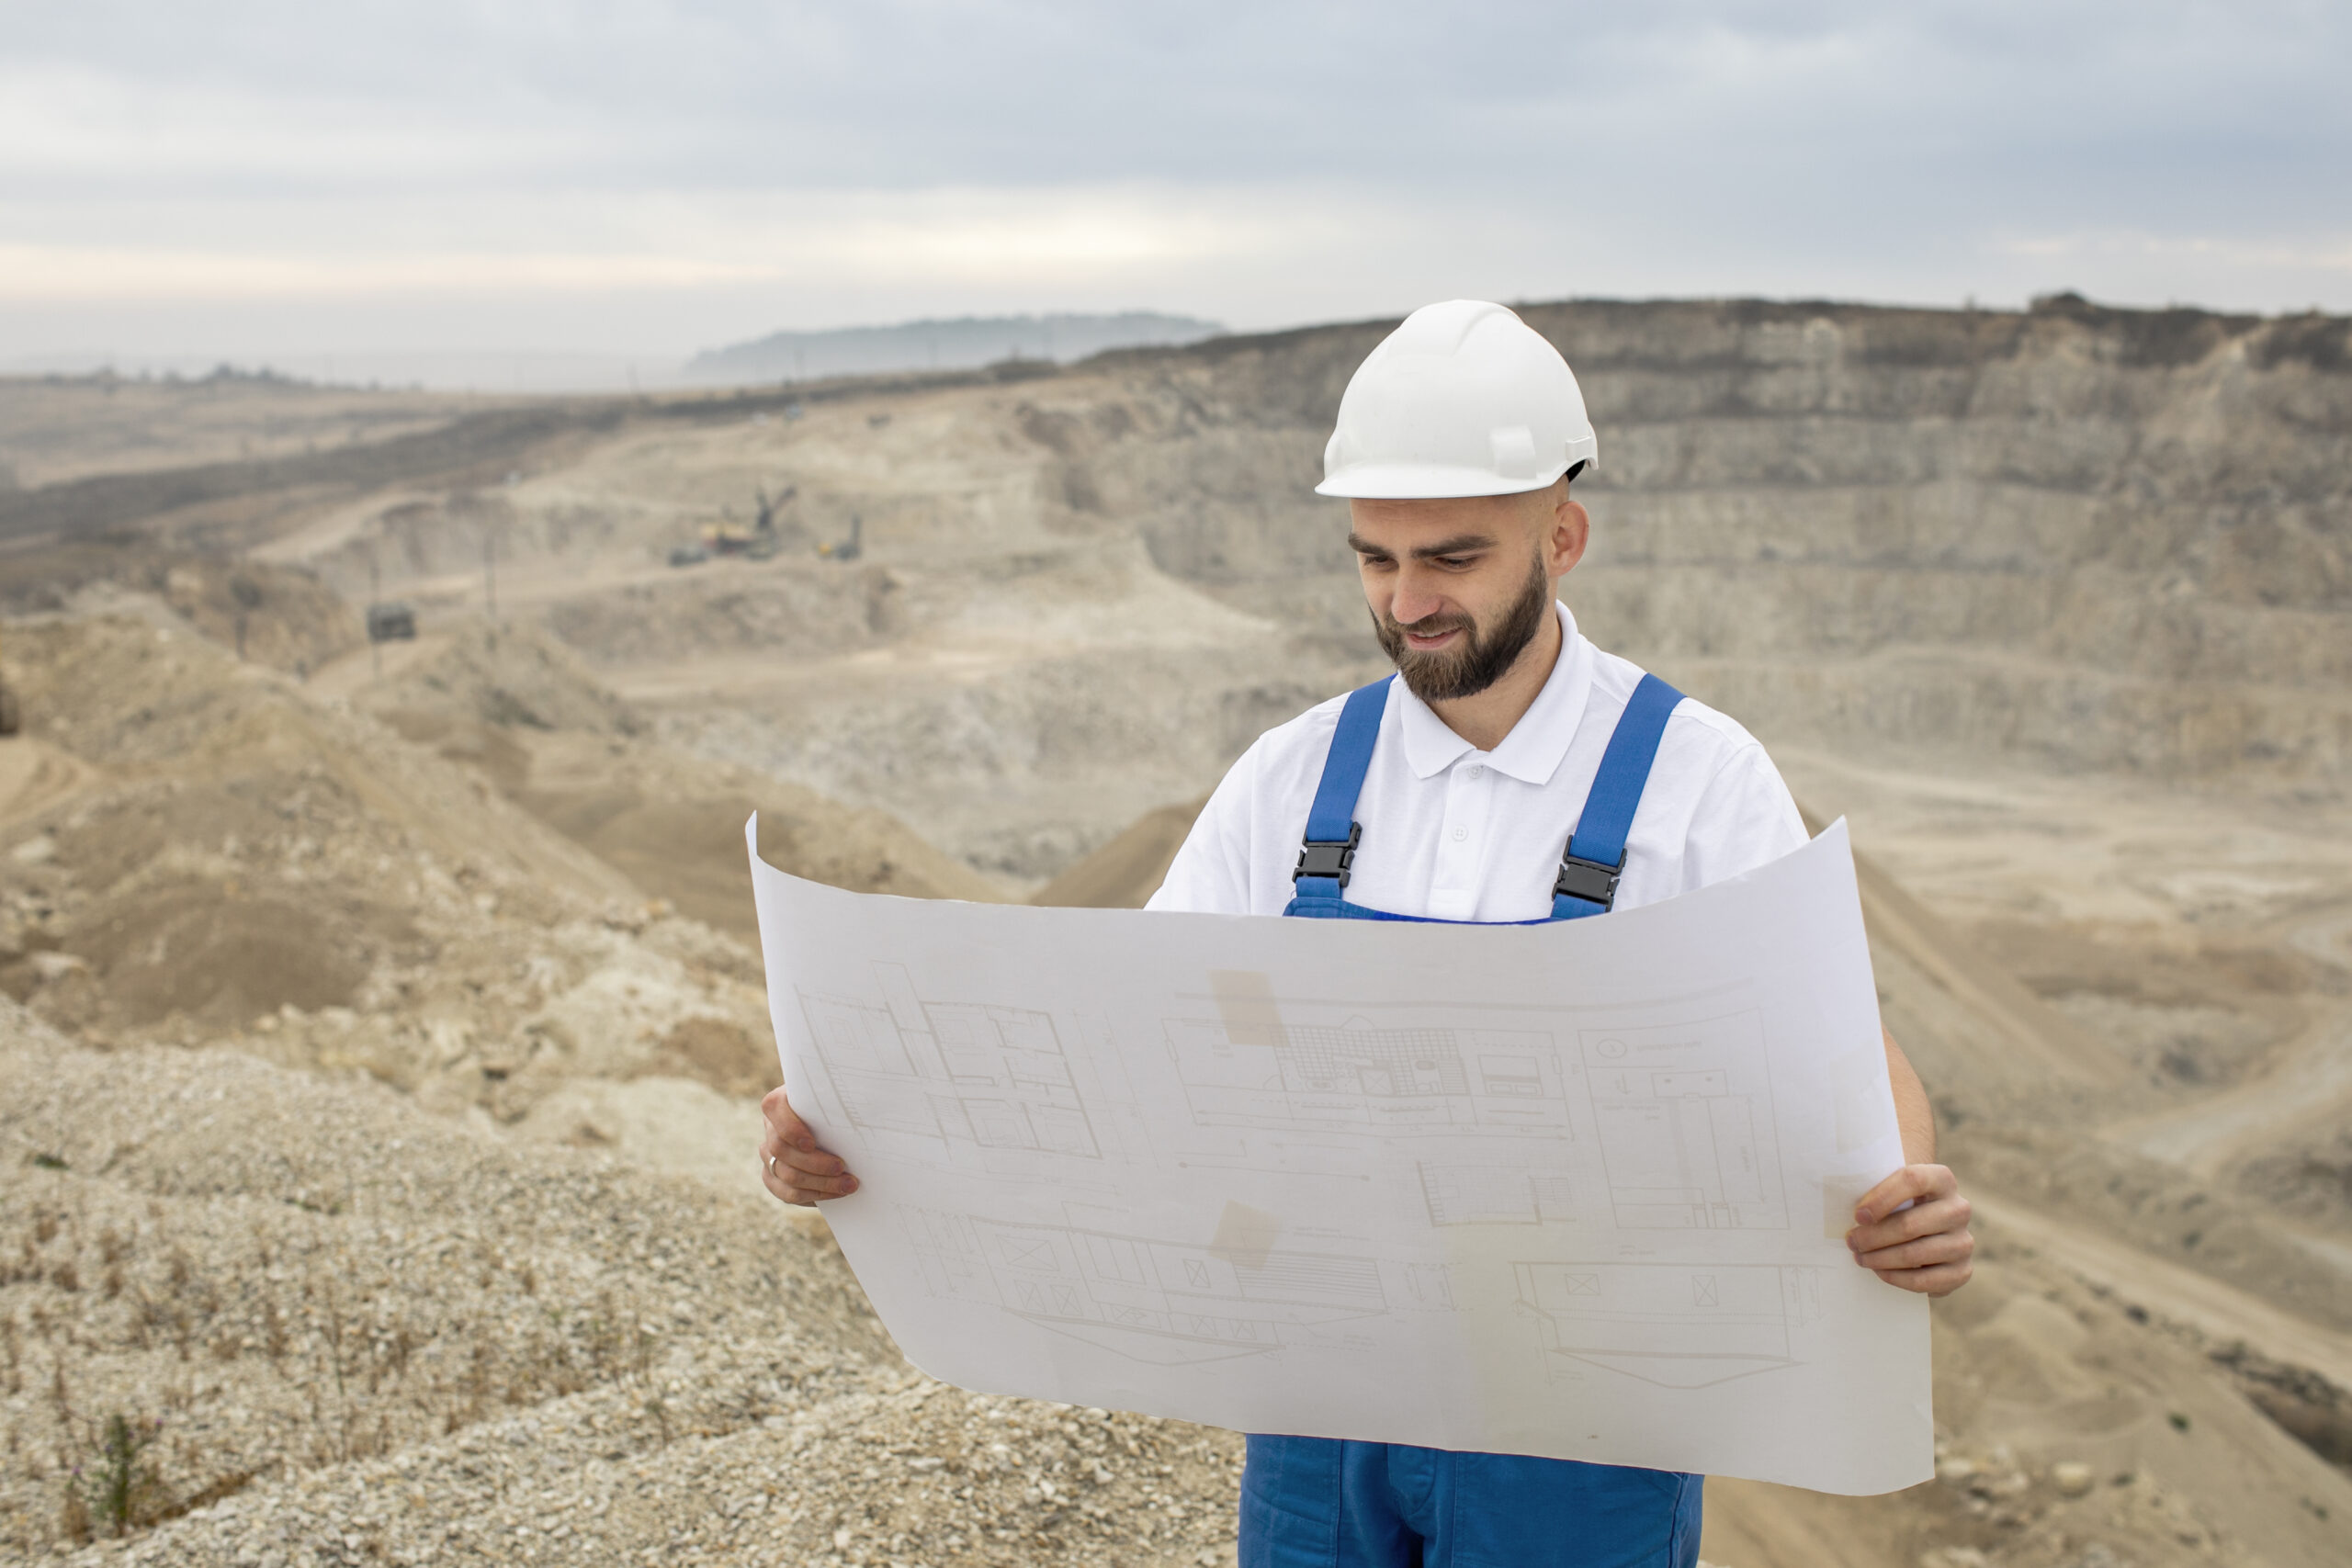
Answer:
[1401, 1262, 1455, 1310]
[751, 815, 1933, 1494]
[1512, 1262, 1823, 1387]
[1164, 1016, 1573, 1135]
[1577, 1011, 1788, 1230]
[899, 1206, 1389, 1365]
[1418, 1160, 1579, 1226]
[798, 964, 1110, 1167]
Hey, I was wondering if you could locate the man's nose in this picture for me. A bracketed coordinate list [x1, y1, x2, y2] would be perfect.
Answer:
[1390, 570, 1452, 626]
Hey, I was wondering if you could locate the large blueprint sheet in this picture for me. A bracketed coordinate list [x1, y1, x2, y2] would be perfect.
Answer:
[748, 818, 1930, 1495]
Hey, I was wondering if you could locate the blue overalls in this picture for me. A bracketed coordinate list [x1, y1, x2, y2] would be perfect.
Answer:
[1242, 671, 1705, 1568]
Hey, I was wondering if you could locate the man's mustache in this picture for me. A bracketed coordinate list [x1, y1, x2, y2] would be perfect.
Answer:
[1385, 613, 1474, 639]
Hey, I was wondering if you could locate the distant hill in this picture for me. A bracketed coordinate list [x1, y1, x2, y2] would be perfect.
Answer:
[684, 311, 1223, 383]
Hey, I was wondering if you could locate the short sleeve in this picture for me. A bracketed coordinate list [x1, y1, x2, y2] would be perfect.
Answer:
[1147, 742, 1261, 915]
[1678, 741, 1810, 895]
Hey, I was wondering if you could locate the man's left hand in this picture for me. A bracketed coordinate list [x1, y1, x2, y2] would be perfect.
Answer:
[1848, 1164, 1973, 1297]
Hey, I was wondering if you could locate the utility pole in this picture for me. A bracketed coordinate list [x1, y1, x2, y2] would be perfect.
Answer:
[230, 575, 259, 661]
[482, 523, 498, 654]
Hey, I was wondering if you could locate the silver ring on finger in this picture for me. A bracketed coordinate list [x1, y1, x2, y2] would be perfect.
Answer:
[765, 1153, 778, 1176]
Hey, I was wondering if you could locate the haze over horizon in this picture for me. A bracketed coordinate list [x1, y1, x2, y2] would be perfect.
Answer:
[6, 2, 2348, 388]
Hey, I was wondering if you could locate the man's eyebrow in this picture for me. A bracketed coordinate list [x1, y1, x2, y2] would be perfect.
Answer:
[1346, 532, 1498, 559]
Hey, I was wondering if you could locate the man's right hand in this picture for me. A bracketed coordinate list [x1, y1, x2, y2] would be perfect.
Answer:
[759, 1087, 860, 1206]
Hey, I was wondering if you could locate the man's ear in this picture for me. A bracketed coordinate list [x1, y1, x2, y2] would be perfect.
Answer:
[1548, 487, 1590, 578]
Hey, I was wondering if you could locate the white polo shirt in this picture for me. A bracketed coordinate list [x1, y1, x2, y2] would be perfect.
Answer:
[1148, 603, 1809, 920]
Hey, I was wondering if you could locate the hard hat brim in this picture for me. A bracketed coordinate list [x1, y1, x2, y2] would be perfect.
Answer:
[1315, 461, 1572, 501]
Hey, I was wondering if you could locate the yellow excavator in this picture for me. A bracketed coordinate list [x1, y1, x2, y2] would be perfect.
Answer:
[671, 483, 798, 569]
[704, 483, 796, 558]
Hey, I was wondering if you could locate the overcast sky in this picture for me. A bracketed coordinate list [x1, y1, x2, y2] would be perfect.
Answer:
[5, 1, 2348, 378]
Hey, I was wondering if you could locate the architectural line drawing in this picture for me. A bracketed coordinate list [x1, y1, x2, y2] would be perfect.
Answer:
[1164, 1016, 1573, 1135]
[1418, 1161, 1578, 1226]
[1402, 1262, 1455, 1310]
[798, 963, 1105, 1163]
[752, 818, 1935, 1493]
[1512, 1262, 1824, 1388]
[1578, 1011, 1789, 1230]
[899, 1207, 1389, 1365]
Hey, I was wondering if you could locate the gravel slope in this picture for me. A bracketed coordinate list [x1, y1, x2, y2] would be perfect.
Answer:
[0, 998, 1246, 1564]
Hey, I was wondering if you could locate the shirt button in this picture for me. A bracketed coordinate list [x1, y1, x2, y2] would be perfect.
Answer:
[1465, 764, 1485, 780]
[1452, 826, 1467, 842]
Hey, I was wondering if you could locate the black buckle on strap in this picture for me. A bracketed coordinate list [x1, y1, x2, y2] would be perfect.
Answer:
[1293, 822, 1363, 888]
[1554, 848, 1624, 910]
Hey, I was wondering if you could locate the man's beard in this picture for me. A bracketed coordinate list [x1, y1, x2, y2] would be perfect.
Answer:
[1372, 552, 1554, 704]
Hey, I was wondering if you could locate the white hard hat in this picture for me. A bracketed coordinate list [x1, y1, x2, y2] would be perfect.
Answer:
[1317, 299, 1597, 499]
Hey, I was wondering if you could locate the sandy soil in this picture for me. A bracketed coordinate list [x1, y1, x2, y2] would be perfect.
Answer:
[0, 376, 494, 490]
[1778, 748, 2352, 1257]
[3, 300, 2349, 1563]
[7, 607, 2345, 1564]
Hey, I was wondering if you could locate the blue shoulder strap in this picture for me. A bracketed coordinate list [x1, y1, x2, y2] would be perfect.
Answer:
[1290, 677, 1392, 908]
[1552, 672, 1684, 919]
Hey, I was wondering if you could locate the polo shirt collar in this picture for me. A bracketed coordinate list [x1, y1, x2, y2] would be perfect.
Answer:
[1395, 602, 1594, 784]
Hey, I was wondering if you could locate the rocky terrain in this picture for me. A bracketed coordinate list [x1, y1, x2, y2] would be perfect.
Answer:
[2, 294, 2349, 1564]
[0, 1000, 1248, 1567]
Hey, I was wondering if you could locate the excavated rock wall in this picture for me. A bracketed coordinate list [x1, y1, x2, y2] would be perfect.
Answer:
[1083, 298, 2352, 781]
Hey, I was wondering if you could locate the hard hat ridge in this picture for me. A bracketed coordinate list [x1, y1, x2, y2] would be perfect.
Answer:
[1385, 298, 1509, 355]
[1317, 299, 1598, 500]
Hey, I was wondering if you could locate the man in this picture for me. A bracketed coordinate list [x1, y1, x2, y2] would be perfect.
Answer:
[762, 300, 1974, 1568]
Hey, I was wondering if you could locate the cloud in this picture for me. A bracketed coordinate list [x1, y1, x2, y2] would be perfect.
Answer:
[0, 62, 599, 187]
[1996, 230, 2352, 277]
[0, 184, 1310, 300]
[4, 1, 2347, 366]
[0, 243, 778, 301]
